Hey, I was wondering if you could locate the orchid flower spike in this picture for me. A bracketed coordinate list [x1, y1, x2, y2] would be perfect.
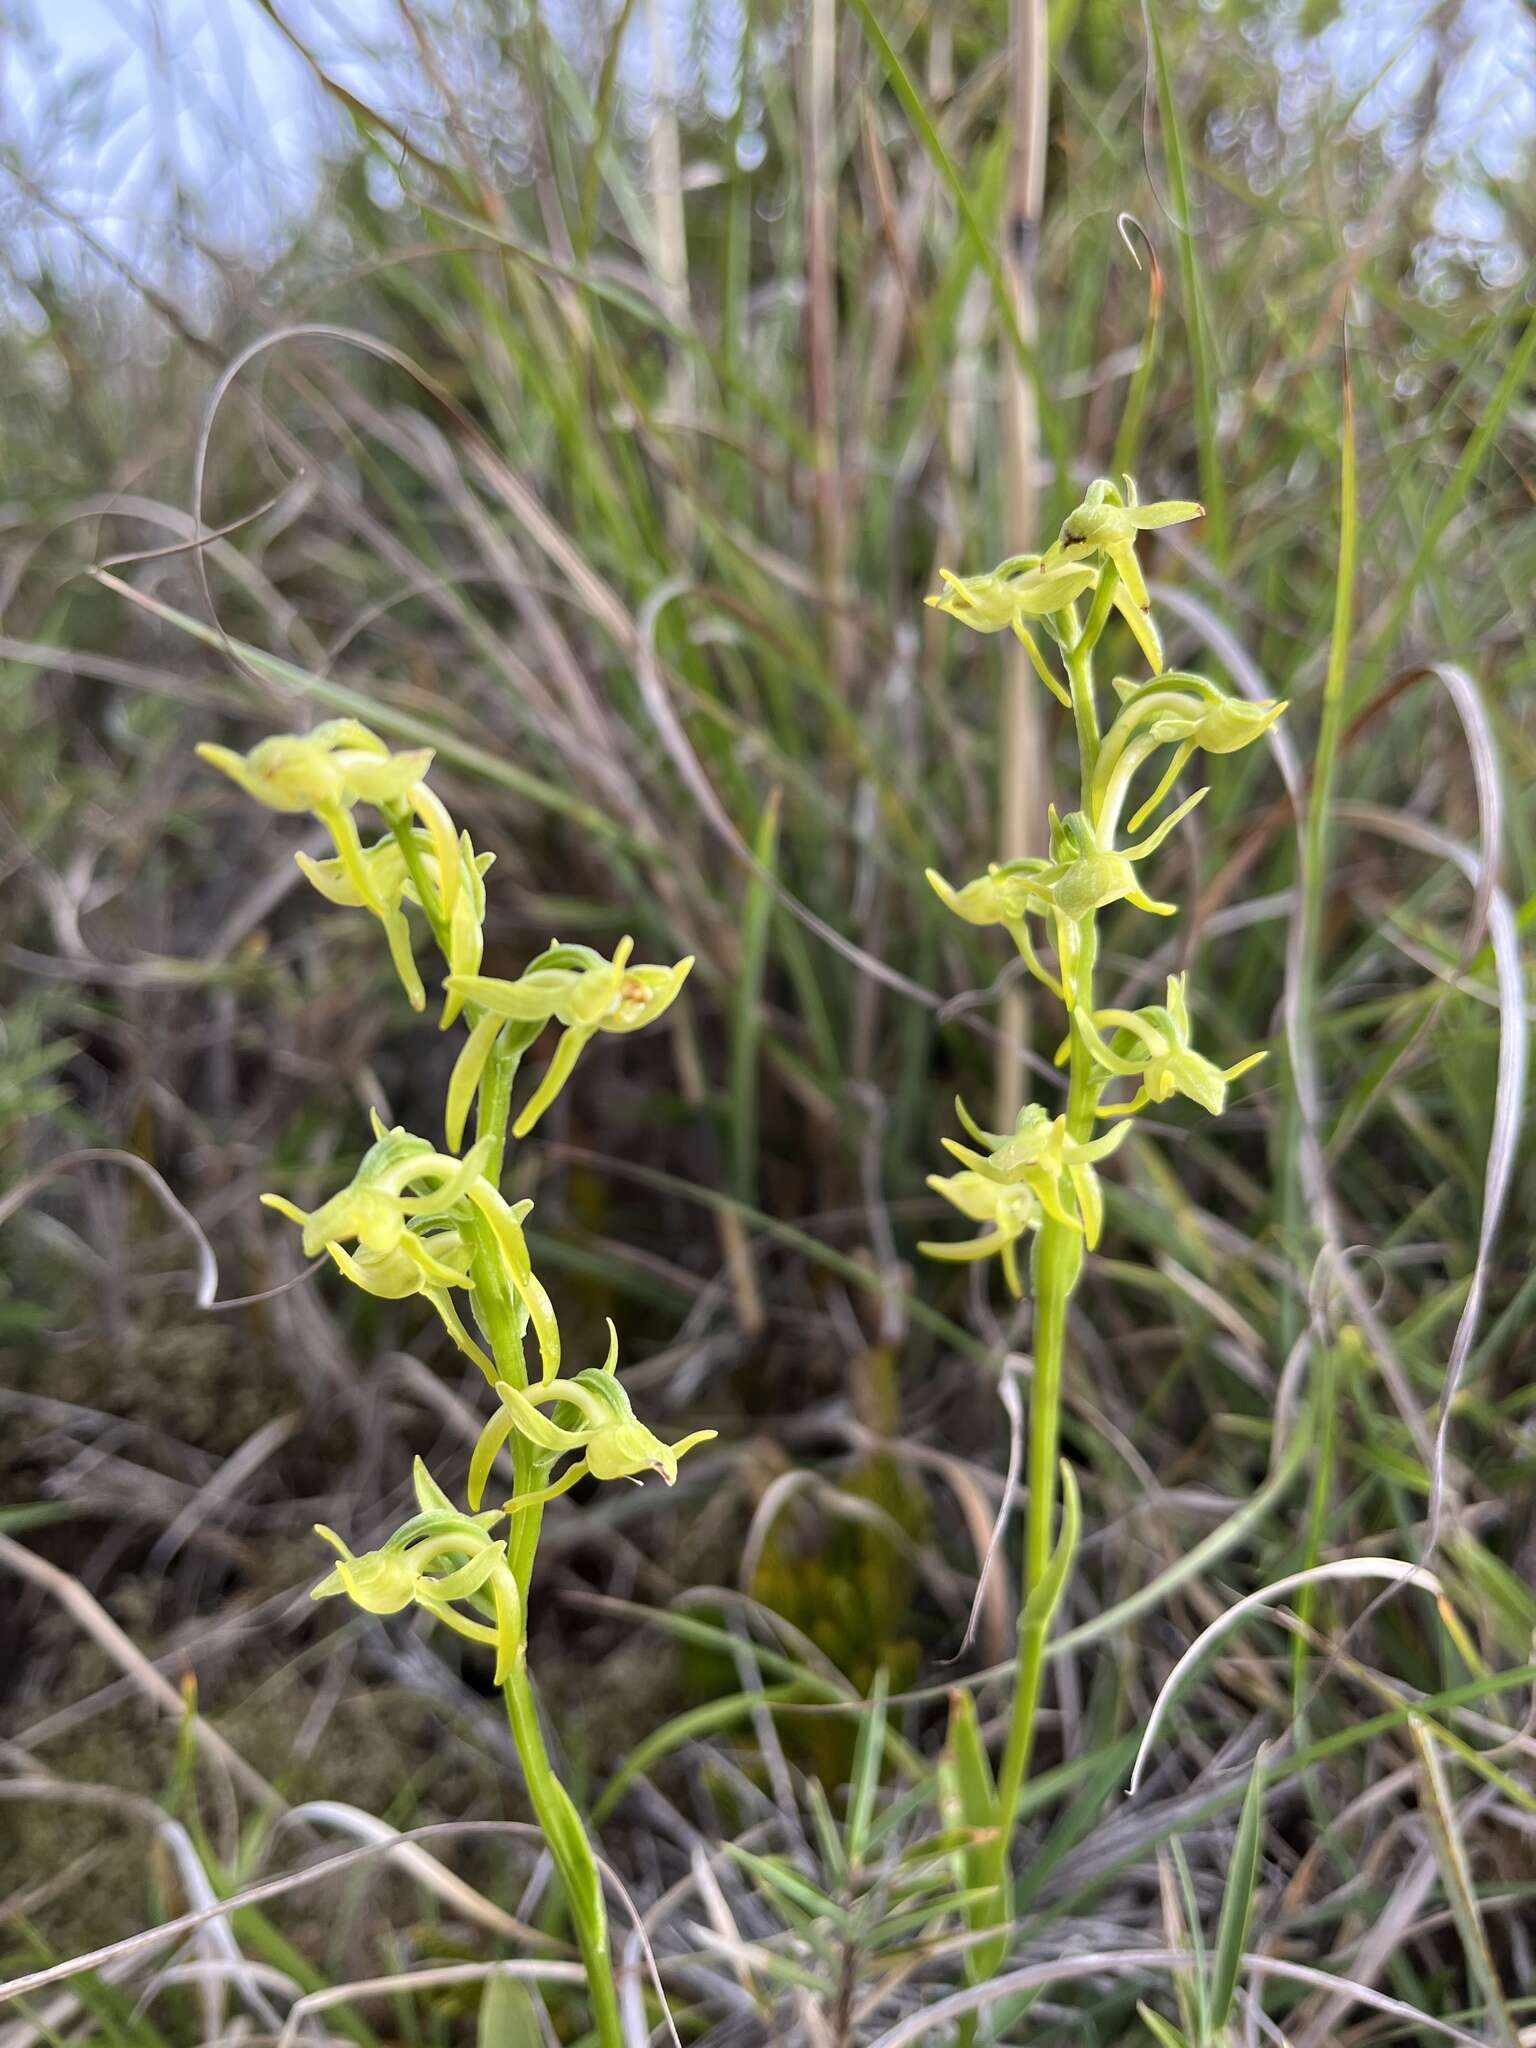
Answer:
[1092, 672, 1287, 839]
[445, 938, 694, 1144]
[466, 1320, 716, 1513]
[312, 1460, 522, 1682]
[940, 1098, 1130, 1249]
[1044, 478, 1203, 671]
[1075, 973, 1268, 1120]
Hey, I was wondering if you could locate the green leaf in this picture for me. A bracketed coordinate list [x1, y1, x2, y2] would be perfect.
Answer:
[1410, 1716, 1521, 2048]
[1145, 6, 1227, 559]
[1208, 1746, 1267, 2031]
[845, 1667, 889, 1866]
[477, 1975, 544, 2048]
[731, 785, 780, 1208]
[1137, 2003, 1195, 2048]
[724, 1843, 848, 1936]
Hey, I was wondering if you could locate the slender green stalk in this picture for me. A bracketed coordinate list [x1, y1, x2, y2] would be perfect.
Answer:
[502, 1660, 624, 2048]
[996, 630, 1099, 1835]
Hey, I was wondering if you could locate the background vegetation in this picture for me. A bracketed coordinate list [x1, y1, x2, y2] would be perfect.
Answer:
[1, 0, 1533, 2039]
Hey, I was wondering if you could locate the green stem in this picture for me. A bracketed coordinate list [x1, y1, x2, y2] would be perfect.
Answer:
[469, 1026, 548, 1598]
[1066, 572, 1112, 789]
[387, 807, 451, 955]
[502, 1661, 623, 2048]
[995, 638, 1100, 1846]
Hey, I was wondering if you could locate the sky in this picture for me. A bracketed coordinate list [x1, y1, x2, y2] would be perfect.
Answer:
[1, 0, 1531, 313]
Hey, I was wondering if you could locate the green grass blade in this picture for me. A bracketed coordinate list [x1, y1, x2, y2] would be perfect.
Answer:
[1208, 1745, 1267, 2031]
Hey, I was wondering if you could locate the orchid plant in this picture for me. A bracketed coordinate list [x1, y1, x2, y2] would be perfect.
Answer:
[200, 719, 705, 2048]
[924, 477, 1285, 1972]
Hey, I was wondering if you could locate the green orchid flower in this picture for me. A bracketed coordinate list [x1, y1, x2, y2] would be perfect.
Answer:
[929, 795, 1206, 1002]
[199, 721, 471, 1010]
[445, 939, 694, 1142]
[313, 1460, 522, 1682]
[296, 829, 494, 1017]
[925, 556, 1098, 704]
[924, 860, 1066, 998]
[1044, 478, 1203, 671]
[196, 720, 433, 816]
[1030, 800, 1210, 1001]
[1092, 673, 1287, 838]
[918, 1171, 1045, 1299]
[261, 1116, 560, 1379]
[324, 1228, 496, 1384]
[1075, 974, 1268, 1119]
[466, 1320, 716, 1513]
[939, 1098, 1130, 1249]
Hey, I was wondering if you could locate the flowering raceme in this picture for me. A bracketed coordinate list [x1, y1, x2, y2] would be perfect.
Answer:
[200, 717, 712, 2048]
[922, 466, 1287, 1965]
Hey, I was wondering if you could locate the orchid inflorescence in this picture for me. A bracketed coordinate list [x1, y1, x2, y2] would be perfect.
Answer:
[924, 470, 1288, 1976]
[923, 478, 1285, 1290]
[202, 715, 712, 2043]
[201, 719, 712, 1632]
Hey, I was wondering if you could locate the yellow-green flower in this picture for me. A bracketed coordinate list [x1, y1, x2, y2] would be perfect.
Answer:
[926, 557, 1095, 633]
[939, 1098, 1129, 1248]
[1045, 478, 1203, 671]
[925, 557, 1097, 705]
[312, 1460, 521, 1682]
[1076, 974, 1267, 1119]
[262, 1122, 491, 1262]
[467, 1321, 716, 1513]
[919, 1172, 1044, 1298]
[296, 829, 493, 1017]
[200, 721, 473, 1014]
[1092, 673, 1286, 838]
[196, 720, 432, 815]
[262, 1117, 561, 1379]
[445, 938, 694, 1142]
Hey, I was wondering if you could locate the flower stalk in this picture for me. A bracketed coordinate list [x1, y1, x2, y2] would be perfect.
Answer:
[202, 722, 710, 2048]
[925, 477, 1284, 1946]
